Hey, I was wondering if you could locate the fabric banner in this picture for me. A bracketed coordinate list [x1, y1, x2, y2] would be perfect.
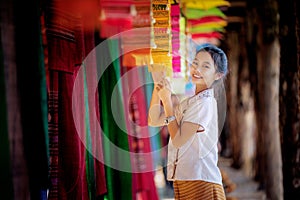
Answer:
[187, 16, 227, 26]
[183, 7, 226, 19]
[183, 0, 230, 10]
[97, 38, 132, 200]
[191, 32, 224, 39]
[82, 18, 107, 199]
[99, 0, 133, 38]
[188, 26, 225, 34]
[151, 0, 172, 73]
[122, 1, 151, 68]
[46, 1, 107, 199]
[171, 4, 181, 73]
[120, 65, 159, 200]
[1, 2, 48, 199]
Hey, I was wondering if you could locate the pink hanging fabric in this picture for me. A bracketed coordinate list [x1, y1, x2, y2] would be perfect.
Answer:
[121, 67, 159, 200]
[99, 0, 134, 38]
[82, 20, 107, 197]
[100, 19, 133, 38]
[187, 16, 227, 26]
[191, 31, 223, 39]
[171, 3, 181, 73]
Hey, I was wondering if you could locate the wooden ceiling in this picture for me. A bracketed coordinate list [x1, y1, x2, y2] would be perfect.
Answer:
[224, 0, 247, 30]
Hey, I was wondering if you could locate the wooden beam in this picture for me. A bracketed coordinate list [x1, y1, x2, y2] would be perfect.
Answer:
[229, 1, 247, 8]
[227, 16, 245, 23]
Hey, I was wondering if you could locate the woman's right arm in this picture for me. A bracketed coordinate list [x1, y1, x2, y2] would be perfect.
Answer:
[148, 84, 166, 127]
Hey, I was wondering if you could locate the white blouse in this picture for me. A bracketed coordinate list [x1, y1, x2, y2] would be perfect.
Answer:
[167, 88, 222, 185]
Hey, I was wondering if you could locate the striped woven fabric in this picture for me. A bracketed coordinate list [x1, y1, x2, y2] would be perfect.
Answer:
[173, 180, 226, 200]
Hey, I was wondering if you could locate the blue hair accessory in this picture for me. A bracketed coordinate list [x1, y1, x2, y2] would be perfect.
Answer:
[195, 43, 213, 52]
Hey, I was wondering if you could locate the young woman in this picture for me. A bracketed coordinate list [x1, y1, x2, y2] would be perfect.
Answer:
[148, 43, 228, 199]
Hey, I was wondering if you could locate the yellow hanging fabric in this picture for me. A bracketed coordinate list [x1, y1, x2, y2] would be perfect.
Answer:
[182, 0, 230, 46]
[150, 0, 172, 76]
[121, 1, 152, 67]
[183, 0, 230, 10]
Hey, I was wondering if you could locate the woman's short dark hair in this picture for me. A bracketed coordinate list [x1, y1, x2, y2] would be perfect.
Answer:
[195, 43, 228, 75]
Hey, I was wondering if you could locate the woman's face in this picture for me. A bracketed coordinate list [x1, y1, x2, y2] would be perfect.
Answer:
[190, 51, 220, 88]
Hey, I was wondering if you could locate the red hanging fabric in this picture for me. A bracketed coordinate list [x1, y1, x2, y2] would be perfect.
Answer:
[121, 66, 159, 200]
[191, 31, 224, 39]
[99, 0, 134, 38]
[45, 0, 107, 199]
[187, 16, 227, 26]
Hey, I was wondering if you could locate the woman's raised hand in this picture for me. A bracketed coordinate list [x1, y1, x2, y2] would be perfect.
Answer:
[156, 77, 172, 103]
[151, 70, 166, 84]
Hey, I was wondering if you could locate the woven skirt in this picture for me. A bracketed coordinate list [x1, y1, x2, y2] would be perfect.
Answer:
[173, 180, 226, 200]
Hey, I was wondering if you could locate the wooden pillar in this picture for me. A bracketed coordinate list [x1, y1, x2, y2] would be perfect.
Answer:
[237, 24, 257, 177]
[251, 0, 283, 199]
[225, 22, 257, 176]
[226, 31, 243, 168]
[279, 0, 300, 198]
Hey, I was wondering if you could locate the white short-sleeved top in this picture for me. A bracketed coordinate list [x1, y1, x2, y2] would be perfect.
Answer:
[167, 88, 222, 185]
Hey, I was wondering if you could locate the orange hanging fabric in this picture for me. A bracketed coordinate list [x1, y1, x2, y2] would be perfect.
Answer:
[150, 0, 172, 76]
[122, 1, 152, 68]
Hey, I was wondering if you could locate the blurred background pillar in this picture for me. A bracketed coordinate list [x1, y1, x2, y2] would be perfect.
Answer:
[279, 0, 300, 199]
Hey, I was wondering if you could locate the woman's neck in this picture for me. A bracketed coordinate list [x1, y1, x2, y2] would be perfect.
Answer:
[195, 84, 208, 95]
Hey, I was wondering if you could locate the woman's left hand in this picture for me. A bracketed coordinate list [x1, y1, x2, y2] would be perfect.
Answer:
[156, 77, 172, 103]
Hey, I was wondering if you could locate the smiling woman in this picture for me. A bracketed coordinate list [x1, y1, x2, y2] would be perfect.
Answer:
[148, 43, 228, 200]
[191, 51, 222, 93]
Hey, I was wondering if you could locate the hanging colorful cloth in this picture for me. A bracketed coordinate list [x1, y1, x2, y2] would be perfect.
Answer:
[121, 1, 152, 68]
[3, 1, 50, 199]
[179, 15, 187, 79]
[182, 0, 230, 45]
[150, 0, 172, 76]
[183, 7, 227, 19]
[45, 0, 107, 199]
[82, 16, 107, 199]
[97, 38, 133, 200]
[182, 0, 230, 10]
[120, 66, 159, 200]
[187, 16, 228, 26]
[46, 29, 90, 200]
[99, 0, 134, 38]
[171, 1, 181, 73]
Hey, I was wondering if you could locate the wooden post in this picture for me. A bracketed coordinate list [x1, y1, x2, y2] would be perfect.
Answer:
[254, 0, 284, 199]
[226, 31, 243, 168]
[278, 0, 300, 198]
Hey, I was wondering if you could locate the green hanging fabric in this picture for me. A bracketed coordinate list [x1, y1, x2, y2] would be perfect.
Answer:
[98, 38, 132, 200]
[184, 7, 226, 19]
[36, 11, 49, 198]
[38, 13, 49, 166]
[14, 0, 49, 197]
[0, 28, 14, 200]
[189, 26, 225, 34]
[83, 67, 96, 200]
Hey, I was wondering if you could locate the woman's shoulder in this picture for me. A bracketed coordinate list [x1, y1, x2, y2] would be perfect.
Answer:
[190, 95, 215, 106]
